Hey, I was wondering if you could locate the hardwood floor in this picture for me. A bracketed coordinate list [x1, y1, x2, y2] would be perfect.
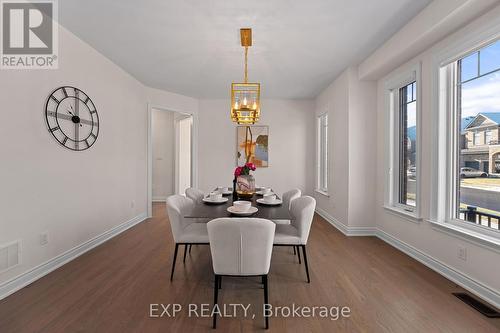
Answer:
[0, 203, 498, 332]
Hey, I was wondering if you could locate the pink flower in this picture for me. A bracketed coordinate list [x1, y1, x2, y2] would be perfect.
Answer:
[246, 162, 256, 171]
[234, 166, 243, 177]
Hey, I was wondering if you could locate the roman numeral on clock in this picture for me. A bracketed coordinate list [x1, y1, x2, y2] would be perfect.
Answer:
[50, 95, 60, 104]
[50, 126, 59, 132]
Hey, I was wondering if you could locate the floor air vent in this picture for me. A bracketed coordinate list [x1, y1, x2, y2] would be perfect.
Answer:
[453, 293, 500, 318]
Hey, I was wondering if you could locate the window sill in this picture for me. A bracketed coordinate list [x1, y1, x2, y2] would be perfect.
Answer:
[427, 219, 500, 253]
[383, 205, 422, 224]
[314, 189, 330, 197]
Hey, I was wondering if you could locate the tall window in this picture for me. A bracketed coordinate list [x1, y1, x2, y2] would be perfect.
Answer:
[485, 129, 492, 145]
[385, 66, 420, 217]
[398, 81, 417, 207]
[317, 113, 328, 193]
[455, 39, 500, 231]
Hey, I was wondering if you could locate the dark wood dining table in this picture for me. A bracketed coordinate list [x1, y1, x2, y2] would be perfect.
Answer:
[184, 191, 291, 220]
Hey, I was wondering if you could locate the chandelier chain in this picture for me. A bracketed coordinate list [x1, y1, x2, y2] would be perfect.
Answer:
[244, 46, 248, 83]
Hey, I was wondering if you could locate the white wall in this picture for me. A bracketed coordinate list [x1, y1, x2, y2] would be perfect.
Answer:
[152, 109, 175, 200]
[314, 71, 350, 225]
[0, 24, 197, 290]
[197, 99, 315, 196]
[314, 68, 377, 229]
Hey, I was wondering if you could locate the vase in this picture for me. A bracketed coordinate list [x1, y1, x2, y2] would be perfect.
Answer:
[236, 174, 256, 198]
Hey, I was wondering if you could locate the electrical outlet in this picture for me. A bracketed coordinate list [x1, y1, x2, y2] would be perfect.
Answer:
[40, 232, 49, 246]
[458, 247, 467, 261]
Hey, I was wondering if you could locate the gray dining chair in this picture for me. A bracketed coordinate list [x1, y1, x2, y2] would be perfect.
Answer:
[208, 218, 275, 329]
[273, 196, 316, 283]
[185, 187, 205, 203]
[166, 195, 209, 281]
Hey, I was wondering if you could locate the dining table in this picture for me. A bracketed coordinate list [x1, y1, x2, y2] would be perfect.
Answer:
[184, 189, 291, 220]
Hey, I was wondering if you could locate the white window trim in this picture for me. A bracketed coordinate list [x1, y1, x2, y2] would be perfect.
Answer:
[316, 112, 329, 195]
[430, 16, 500, 248]
[383, 63, 422, 222]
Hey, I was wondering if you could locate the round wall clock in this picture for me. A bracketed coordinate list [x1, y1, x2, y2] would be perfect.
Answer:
[44, 86, 99, 151]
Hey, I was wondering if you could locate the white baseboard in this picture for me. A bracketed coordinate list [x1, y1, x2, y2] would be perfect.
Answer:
[152, 196, 166, 202]
[315, 208, 377, 236]
[0, 212, 148, 301]
[376, 229, 500, 309]
[315, 209, 500, 309]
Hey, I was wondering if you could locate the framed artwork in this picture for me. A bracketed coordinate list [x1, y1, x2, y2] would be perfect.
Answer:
[236, 125, 269, 167]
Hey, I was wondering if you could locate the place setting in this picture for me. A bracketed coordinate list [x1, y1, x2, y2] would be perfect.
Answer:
[227, 200, 259, 216]
[256, 192, 283, 206]
[202, 191, 229, 204]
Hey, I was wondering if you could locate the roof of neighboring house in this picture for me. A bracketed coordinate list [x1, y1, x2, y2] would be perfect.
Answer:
[406, 113, 500, 140]
[461, 116, 476, 131]
[464, 112, 500, 130]
[479, 112, 500, 124]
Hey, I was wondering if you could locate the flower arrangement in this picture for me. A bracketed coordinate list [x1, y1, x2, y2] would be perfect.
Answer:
[234, 162, 256, 177]
[234, 163, 257, 198]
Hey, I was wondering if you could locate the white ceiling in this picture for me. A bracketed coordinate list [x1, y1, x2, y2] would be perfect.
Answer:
[59, 0, 432, 99]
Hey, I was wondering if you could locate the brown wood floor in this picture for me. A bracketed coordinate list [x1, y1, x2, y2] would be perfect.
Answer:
[0, 203, 499, 332]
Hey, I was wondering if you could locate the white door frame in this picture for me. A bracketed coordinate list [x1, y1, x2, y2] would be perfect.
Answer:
[174, 114, 193, 195]
[147, 103, 198, 217]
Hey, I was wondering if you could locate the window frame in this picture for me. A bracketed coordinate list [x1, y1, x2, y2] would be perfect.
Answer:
[431, 28, 500, 245]
[316, 113, 329, 195]
[384, 63, 422, 221]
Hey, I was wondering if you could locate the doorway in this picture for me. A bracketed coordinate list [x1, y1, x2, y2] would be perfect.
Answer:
[147, 105, 197, 217]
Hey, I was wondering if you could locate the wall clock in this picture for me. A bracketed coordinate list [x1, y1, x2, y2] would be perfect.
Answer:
[44, 86, 99, 151]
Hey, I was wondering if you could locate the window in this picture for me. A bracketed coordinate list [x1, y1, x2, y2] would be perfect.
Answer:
[474, 131, 482, 145]
[316, 113, 328, 194]
[456, 39, 500, 231]
[398, 81, 417, 207]
[435, 38, 500, 237]
[485, 129, 492, 144]
[384, 65, 420, 218]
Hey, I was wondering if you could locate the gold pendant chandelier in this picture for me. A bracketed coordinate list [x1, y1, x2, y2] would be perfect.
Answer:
[231, 28, 261, 125]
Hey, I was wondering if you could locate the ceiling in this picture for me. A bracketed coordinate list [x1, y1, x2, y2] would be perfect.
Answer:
[59, 0, 432, 99]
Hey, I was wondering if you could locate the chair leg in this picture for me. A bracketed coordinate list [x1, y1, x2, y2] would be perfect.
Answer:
[213, 275, 219, 329]
[170, 243, 179, 281]
[293, 246, 296, 255]
[183, 244, 188, 263]
[296, 246, 301, 264]
[189, 244, 192, 253]
[301, 245, 310, 283]
[263, 275, 269, 329]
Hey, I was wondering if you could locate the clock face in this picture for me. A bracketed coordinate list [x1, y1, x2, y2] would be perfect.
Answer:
[45, 86, 99, 151]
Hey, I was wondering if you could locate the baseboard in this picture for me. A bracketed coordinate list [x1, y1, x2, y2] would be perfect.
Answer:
[314, 209, 499, 309]
[152, 196, 166, 202]
[315, 208, 377, 236]
[0, 212, 148, 301]
[377, 229, 500, 309]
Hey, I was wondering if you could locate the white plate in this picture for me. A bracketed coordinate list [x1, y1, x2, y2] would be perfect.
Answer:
[256, 198, 283, 206]
[202, 197, 229, 204]
[227, 206, 258, 216]
[256, 190, 274, 196]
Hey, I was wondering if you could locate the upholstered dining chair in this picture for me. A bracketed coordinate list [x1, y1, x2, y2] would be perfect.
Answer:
[166, 195, 209, 281]
[207, 218, 276, 329]
[273, 196, 316, 283]
[273, 188, 302, 225]
[185, 187, 205, 203]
